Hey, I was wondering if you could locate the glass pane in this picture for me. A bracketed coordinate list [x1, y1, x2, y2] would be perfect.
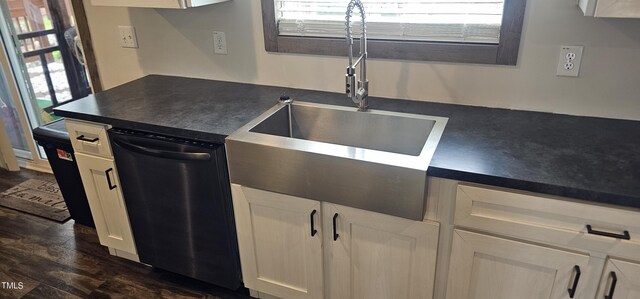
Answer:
[48, 50, 71, 103]
[25, 57, 49, 102]
[277, 0, 504, 43]
[0, 67, 29, 151]
[8, 0, 82, 125]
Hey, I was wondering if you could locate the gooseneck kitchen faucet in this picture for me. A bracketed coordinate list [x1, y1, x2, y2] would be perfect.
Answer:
[345, 0, 368, 112]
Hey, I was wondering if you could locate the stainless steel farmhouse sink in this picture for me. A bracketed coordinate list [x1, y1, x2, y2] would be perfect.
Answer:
[226, 101, 448, 220]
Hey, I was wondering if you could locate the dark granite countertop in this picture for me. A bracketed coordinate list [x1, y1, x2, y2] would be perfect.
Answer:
[54, 75, 640, 210]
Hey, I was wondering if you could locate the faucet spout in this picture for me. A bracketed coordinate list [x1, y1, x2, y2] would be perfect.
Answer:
[345, 0, 368, 111]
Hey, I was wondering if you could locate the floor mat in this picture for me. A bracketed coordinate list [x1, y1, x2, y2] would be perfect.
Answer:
[0, 179, 70, 222]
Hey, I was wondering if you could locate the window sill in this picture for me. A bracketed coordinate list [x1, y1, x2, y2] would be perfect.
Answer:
[270, 36, 510, 65]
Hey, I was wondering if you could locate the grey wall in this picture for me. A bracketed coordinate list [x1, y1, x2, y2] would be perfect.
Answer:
[83, 0, 640, 120]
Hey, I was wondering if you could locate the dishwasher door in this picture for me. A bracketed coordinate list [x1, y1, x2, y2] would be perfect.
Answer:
[108, 128, 241, 289]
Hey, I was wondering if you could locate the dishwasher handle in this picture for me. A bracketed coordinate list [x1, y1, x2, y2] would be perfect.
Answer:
[112, 138, 212, 161]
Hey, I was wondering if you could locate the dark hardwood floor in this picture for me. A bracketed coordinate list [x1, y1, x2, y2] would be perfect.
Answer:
[0, 168, 253, 299]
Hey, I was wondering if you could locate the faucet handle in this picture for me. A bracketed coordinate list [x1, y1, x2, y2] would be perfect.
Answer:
[356, 86, 368, 102]
[356, 80, 369, 110]
[346, 68, 357, 98]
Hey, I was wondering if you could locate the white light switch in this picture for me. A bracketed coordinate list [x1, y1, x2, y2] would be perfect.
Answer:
[119, 26, 138, 48]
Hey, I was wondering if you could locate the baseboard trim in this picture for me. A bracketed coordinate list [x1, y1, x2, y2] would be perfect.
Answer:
[17, 158, 52, 173]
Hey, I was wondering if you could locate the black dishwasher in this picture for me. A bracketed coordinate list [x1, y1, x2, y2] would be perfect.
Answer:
[108, 128, 241, 289]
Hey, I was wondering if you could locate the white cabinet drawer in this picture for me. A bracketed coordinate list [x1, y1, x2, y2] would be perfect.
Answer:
[66, 119, 112, 157]
[454, 184, 640, 260]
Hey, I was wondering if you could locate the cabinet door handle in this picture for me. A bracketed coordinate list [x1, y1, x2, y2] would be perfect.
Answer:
[333, 213, 339, 241]
[105, 168, 117, 190]
[310, 210, 317, 237]
[76, 135, 99, 143]
[568, 265, 581, 298]
[586, 225, 630, 240]
[604, 271, 617, 299]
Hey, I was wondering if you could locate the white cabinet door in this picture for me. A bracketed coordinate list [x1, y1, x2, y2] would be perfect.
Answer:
[323, 203, 439, 299]
[75, 153, 136, 255]
[446, 229, 592, 299]
[231, 184, 323, 299]
[596, 259, 640, 299]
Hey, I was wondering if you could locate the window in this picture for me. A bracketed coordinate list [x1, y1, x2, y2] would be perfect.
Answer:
[261, 0, 527, 65]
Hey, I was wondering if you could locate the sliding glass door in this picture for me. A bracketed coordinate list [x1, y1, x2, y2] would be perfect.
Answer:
[0, 45, 22, 170]
[0, 0, 91, 169]
[0, 13, 40, 163]
[0, 61, 28, 152]
[8, 0, 91, 115]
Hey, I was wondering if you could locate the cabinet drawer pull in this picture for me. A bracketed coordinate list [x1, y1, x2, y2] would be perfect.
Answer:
[105, 168, 117, 190]
[333, 213, 339, 241]
[310, 210, 317, 237]
[76, 135, 99, 143]
[568, 265, 581, 298]
[586, 225, 630, 240]
[605, 271, 617, 299]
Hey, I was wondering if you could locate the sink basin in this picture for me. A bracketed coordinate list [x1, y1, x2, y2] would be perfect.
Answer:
[250, 103, 436, 156]
[226, 101, 448, 220]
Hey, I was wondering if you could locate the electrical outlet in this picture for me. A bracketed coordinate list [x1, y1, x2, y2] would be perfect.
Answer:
[118, 26, 138, 48]
[564, 62, 574, 70]
[213, 31, 227, 55]
[557, 45, 583, 77]
[566, 52, 576, 60]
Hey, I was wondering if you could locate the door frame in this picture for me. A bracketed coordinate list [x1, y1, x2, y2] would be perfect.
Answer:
[0, 113, 19, 171]
[0, 4, 52, 172]
[69, 0, 103, 93]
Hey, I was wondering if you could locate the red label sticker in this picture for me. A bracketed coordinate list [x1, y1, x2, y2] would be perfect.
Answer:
[56, 149, 73, 162]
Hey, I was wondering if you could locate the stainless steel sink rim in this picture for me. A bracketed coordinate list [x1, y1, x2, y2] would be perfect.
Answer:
[229, 101, 448, 171]
[226, 100, 448, 220]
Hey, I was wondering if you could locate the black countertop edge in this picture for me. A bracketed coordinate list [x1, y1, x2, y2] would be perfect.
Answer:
[427, 167, 640, 210]
[59, 110, 228, 144]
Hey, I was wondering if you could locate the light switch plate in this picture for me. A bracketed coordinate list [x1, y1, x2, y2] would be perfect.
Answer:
[556, 45, 584, 77]
[119, 26, 138, 48]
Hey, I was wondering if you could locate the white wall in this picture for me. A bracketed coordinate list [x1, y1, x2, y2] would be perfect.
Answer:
[82, 0, 640, 121]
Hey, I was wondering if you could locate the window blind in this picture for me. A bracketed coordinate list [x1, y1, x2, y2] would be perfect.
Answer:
[276, 0, 505, 43]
